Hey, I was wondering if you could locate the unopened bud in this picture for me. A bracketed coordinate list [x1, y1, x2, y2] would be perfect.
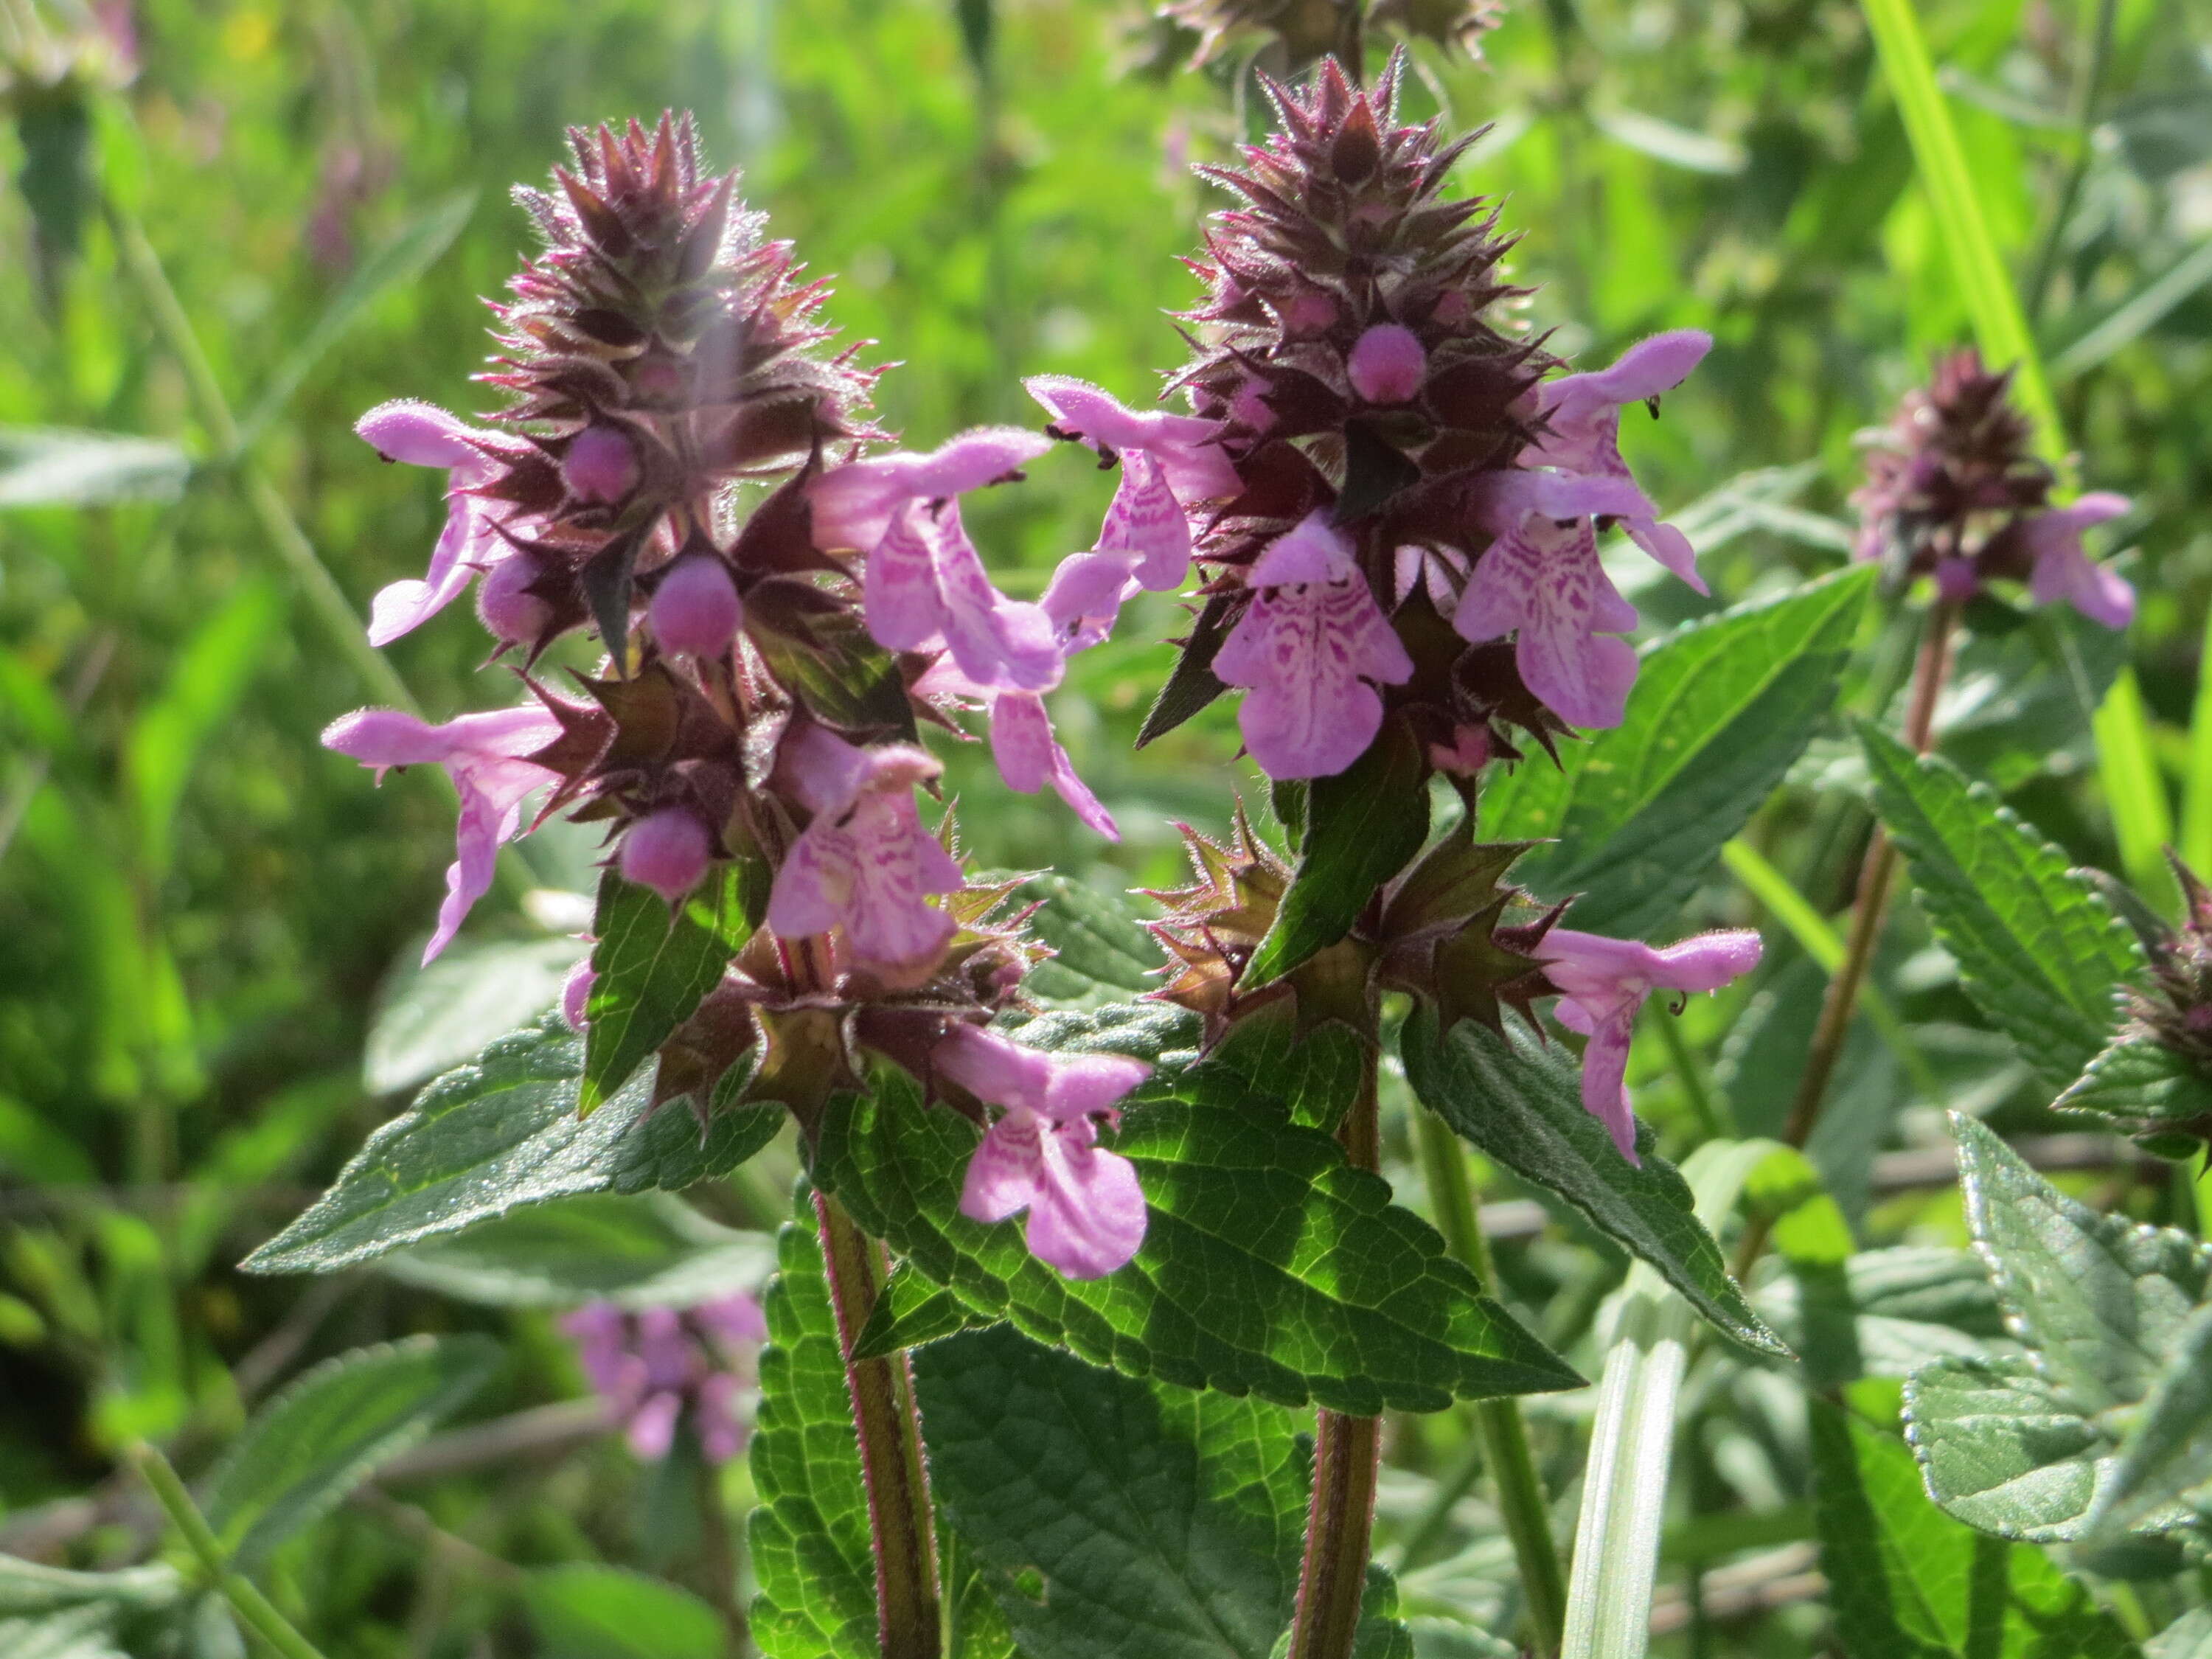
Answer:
[478, 550, 553, 644]
[561, 959, 597, 1032]
[1347, 324, 1426, 404]
[621, 809, 712, 902]
[563, 425, 640, 504]
[650, 554, 743, 659]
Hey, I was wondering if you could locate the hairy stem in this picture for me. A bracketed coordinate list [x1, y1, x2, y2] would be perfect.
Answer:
[1415, 1108, 1568, 1658]
[813, 1190, 942, 1659]
[1779, 600, 1956, 1152]
[131, 1441, 330, 1659]
[1287, 1052, 1384, 1659]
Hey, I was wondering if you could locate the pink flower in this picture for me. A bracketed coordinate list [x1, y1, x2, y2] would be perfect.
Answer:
[807, 426, 1053, 554]
[1024, 375, 1242, 507]
[322, 703, 561, 963]
[1212, 512, 1414, 780]
[2023, 493, 2134, 630]
[1536, 927, 1764, 1162]
[476, 548, 553, 647]
[1454, 473, 1652, 730]
[1523, 331, 1712, 592]
[355, 400, 532, 646]
[560, 1293, 765, 1465]
[938, 1023, 1151, 1279]
[650, 554, 744, 659]
[1096, 450, 1194, 592]
[863, 500, 1063, 692]
[767, 727, 964, 980]
[619, 808, 712, 902]
[1346, 324, 1427, 404]
[560, 960, 596, 1032]
[1041, 548, 1142, 656]
[990, 691, 1119, 840]
[563, 425, 639, 504]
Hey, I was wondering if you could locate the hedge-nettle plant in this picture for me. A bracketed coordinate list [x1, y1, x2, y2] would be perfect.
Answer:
[297, 55, 2143, 1659]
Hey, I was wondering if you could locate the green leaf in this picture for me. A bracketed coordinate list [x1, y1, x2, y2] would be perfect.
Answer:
[377, 1193, 775, 1309]
[916, 1323, 1414, 1659]
[364, 933, 589, 1096]
[814, 1062, 1579, 1414]
[1136, 593, 1234, 749]
[0, 1606, 132, 1659]
[0, 428, 191, 507]
[1244, 717, 1428, 989]
[1809, 1400, 2139, 1659]
[852, 1259, 994, 1360]
[748, 1190, 880, 1659]
[1482, 567, 1874, 938]
[751, 608, 917, 740]
[2059, 1037, 2212, 1139]
[519, 1565, 723, 1659]
[243, 1015, 782, 1275]
[582, 858, 765, 1113]
[1862, 726, 2146, 1091]
[1397, 1008, 1784, 1358]
[0, 1560, 181, 1619]
[1756, 1247, 2006, 1388]
[1905, 1356, 2114, 1542]
[235, 191, 478, 448]
[1188, 1001, 1368, 1133]
[201, 1335, 499, 1571]
[1016, 873, 1164, 1004]
[2096, 1302, 2212, 1540]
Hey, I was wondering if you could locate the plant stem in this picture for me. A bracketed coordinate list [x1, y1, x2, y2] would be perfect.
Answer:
[1779, 600, 1956, 1152]
[1287, 1052, 1385, 1659]
[102, 193, 420, 717]
[131, 1441, 330, 1659]
[1414, 1108, 1568, 1658]
[813, 1190, 942, 1659]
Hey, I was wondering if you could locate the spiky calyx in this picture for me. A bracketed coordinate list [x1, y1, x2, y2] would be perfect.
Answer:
[1155, 0, 1503, 72]
[1851, 347, 2053, 589]
[2124, 855, 2212, 1081]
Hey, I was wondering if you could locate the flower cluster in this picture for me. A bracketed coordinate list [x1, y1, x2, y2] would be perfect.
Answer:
[1852, 347, 2132, 629]
[1054, 56, 1713, 784]
[561, 1294, 765, 1464]
[326, 117, 1150, 1279]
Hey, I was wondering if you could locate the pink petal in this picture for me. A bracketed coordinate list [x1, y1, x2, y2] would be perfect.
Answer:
[863, 504, 946, 653]
[988, 692, 1119, 840]
[1575, 330, 1712, 405]
[1458, 517, 1641, 729]
[1623, 517, 1707, 595]
[650, 554, 744, 659]
[366, 502, 480, 646]
[2023, 496, 2134, 630]
[1573, 1005, 1642, 1164]
[765, 832, 841, 939]
[937, 1023, 1058, 1114]
[561, 961, 595, 1032]
[356, 399, 481, 469]
[810, 427, 1054, 552]
[619, 809, 712, 902]
[625, 1390, 683, 1462]
[1249, 512, 1359, 586]
[1040, 1053, 1152, 1121]
[563, 426, 639, 504]
[1024, 375, 1240, 501]
[1216, 573, 1410, 780]
[1026, 1120, 1147, 1279]
[928, 505, 1064, 692]
[1646, 929, 1764, 994]
[960, 1107, 1046, 1222]
[1042, 549, 1140, 654]
[1346, 324, 1427, 404]
[1097, 451, 1192, 591]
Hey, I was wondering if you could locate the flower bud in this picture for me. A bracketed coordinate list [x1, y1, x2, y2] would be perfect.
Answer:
[477, 549, 554, 645]
[650, 554, 744, 659]
[621, 808, 712, 902]
[561, 959, 597, 1032]
[1347, 323, 1426, 404]
[563, 425, 640, 504]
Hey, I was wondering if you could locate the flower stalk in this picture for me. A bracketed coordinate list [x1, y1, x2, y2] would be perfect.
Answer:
[131, 1441, 331, 1659]
[813, 1190, 942, 1659]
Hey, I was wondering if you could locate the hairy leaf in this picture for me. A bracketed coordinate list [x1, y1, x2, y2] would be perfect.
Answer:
[1756, 1247, 2006, 1388]
[852, 1260, 994, 1360]
[813, 1064, 1579, 1414]
[2097, 1302, 2212, 1539]
[582, 858, 765, 1113]
[1482, 566, 1874, 937]
[1018, 873, 1164, 1004]
[2059, 1037, 2212, 1138]
[916, 1324, 1414, 1659]
[364, 934, 588, 1096]
[1243, 717, 1428, 989]
[203, 1335, 499, 1570]
[378, 1193, 775, 1309]
[1905, 1357, 2115, 1541]
[748, 1192, 879, 1659]
[245, 1015, 782, 1275]
[1398, 1008, 1784, 1357]
[1862, 726, 2145, 1091]
[1810, 1401, 2139, 1659]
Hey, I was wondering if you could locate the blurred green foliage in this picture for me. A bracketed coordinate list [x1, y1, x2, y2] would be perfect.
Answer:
[3, 0, 2211, 1652]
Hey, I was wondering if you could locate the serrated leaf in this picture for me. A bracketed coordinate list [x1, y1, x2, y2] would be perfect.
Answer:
[1952, 1115, 2208, 1411]
[1018, 873, 1163, 1004]
[582, 858, 765, 1113]
[814, 1062, 1579, 1414]
[1188, 1003, 1368, 1133]
[244, 1015, 782, 1275]
[378, 1192, 775, 1309]
[1136, 592, 1234, 748]
[202, 1335, 498, 1571]
[1756, 1247, 2006, 1388]
[916, 1323, 1414, 1659]
[852, 1260, 994, 1359]
[1398, 1008, 1784, 1358]
[1905, 1355, 2115, 1542]
[2059, 1037, 2212, 1136]
[1481, 566, 1874, 937]
[2096, 1302, 2212, 1539]
[1244, 717, 1428, 989]
[748, 1191, 880, 1659]
[996, 999, 1202, 1065]
[520, 1565, 723, 1659]
[1862, 727, 2146, 1091]
[752, 610, 917, 740]
[0, 1560, 182, 1618]
[364, 933, 588, 1096]
[1810, 1400, 2140, 1659]
[0, 428, 191, 507]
